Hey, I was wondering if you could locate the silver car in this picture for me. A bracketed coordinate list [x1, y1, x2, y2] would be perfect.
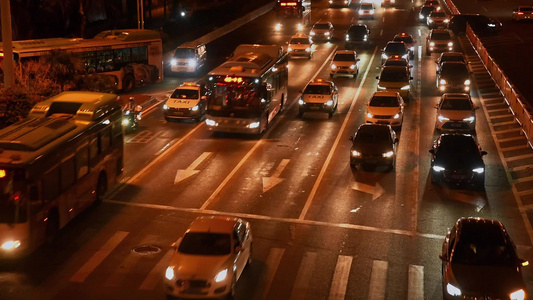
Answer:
[435, 93, 479, 132]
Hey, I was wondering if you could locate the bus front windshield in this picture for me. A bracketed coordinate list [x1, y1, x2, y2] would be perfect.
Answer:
[208, 82, 262, 111]
[0, 169, 27, 224]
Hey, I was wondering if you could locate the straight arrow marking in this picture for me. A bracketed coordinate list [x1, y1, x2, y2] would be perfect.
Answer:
[351, 182, 384, 201]
[262, 159, 290, 193]
[174, 152, 212, 184]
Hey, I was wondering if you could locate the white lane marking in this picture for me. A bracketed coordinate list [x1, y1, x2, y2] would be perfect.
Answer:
[257, 248, 285, 300]
[105, 200, 447, 240]
[70, 231, 129, 283]
[328, 255, 353, 300]
[418, 29, 421, 37]
[200, 46, 339, 210]
[368, 260, 388, 300]
[289, 252, 317, 300]
[139, 249, 175, 290]
[482, 6, 487, 12]
[174, 152, 212, 184]
[299, 47, 378, 220]
[107, 122, 205, 198]
[352, 182, 384, 201]
[380, 29, 383, 36]
[407, 265, 424, 300]
[263, 159, 290, 193]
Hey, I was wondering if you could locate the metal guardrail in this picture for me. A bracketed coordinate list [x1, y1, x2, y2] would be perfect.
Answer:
[443, 0, 533, 148]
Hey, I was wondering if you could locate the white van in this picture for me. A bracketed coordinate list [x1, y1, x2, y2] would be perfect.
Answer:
[163, 82, 207, 121]
[170, 42, 207, 73]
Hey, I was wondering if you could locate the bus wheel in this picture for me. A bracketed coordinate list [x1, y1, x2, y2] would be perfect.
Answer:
[45, 210, 60, 246]
[95, 173, 108, 205]
[122, 74, 136, 92]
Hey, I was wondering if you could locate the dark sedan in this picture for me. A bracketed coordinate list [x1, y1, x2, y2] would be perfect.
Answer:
[440, 217, 528, 300]
[429, 134, 486, 189]
[437, 61, 471, 94]
[349, 124, 398, 171]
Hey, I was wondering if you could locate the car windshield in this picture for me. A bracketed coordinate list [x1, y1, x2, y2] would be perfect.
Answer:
[438, 136, 478, 158]
[361, 4, 373, 9]
[394, 36, 413, 44]
[313, 23, 330, 29]
[452, 224, 517, 266]
[370, 96, 399, 107]
[385, 43, 407, 54]
[304, 84, 332, 94]
[178, 232, 232, 255]
[349, 26, 367, 34]
[430, 12, 446, 17]
[431, 32, 452, 40]
[421, 6, 435, 14]
[441, 55, 465, 64]
[441, 64, 469, 77]
[170, 89, 199, 99]
[355, 130, 391, 144]
[380, 68, 409, 82]
[440, 98, 473, 110]
[334, 54, 356, 61]
[291, 38, 310, 44]
[174, 48, 195, 58]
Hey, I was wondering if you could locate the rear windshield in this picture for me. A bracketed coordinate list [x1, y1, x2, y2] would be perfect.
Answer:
[355, 129, 391, 143]
[304, 85, 332, 94]
[393, 36, 414, 44]
[431, 32, 452, 40]
[361, 4, 373, 9]
[178, 232, 231, 255]
[290, 38, 310, 44]
[370, 96, 399, 107]
[441, 55, 465, 63]
[334, 53, 356, 61]
[384, 43, 407, 54]
[348, 26, 367, 34]
[380, 68, 409, 82]
[441, 63, 469, 76]
[174, 48, 195, 58]
[440, 98, 473, 110]
[430, 12, 446, 17]
[384, 60, 408, 67]
[313, 23, 330, 29]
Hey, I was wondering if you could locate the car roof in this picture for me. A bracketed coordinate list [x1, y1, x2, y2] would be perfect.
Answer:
[334, 50, 357, 55]
[291, 33, 310, 39]
[382, 65, 408, 72]
[439, 133, 476, 144]
[307, 78, 333, 86]
[455, 218, 510, 242]
[349, 24, 367, 28]
[372, 91, 399, 97]
[357, 123, 392, 133]
[360, 2, 373, 6]
[441, 61, 468, 67]
[441, 93, 471, 100]
[314, 21, 331, 25]
[187, 216, 241, 234]
[431, 28, 452, 34]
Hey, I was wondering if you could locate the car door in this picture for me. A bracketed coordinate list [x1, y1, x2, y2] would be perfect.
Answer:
[233, 222, 248, 279]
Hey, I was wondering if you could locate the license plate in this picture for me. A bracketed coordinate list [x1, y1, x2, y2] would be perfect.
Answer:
[366, 159, 377, 164]
[174, 112, 184, 116]
[451, 175, 466, 180]
[309, 106, 320, 110]
[451, 123, 462, 128]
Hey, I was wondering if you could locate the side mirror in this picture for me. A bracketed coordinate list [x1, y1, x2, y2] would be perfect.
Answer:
[170, 241, 178, 250]
[474, 105, 480, 110]
[299, 90, 303, 94]
[439, 254, 448, 261]
[235, 246, 244, 252]
[166, 93, 171, 98]
[481, 150, 488, 156]
[201, 95, 207, 100]
[429, 149, 435, 154]
[376, 76, 379, 79]
[434, 103, 439, 108]
[349, 136, 354, 141]
[394, 137, 399, 144]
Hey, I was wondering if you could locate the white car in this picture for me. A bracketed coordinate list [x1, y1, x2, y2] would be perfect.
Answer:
[288, 33, 313, 59]
[427, 11, 449, 28]
[376, 66, 413, 100]
[310, 21, 335, 42]
[359, 2, 375, 19]
[365, 91, 405, 129]
[330, 50, 360, 78]
[165, 216, 252, 299]
[435, 93, 478, 132]
[163, 82, 207, 122]
[299, 78, 339, 118]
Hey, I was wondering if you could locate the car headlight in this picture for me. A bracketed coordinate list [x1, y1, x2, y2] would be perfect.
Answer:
[366, 112, 373, 118]
[472, 167, 484, 174]
[444, 19, 449, 23]
[439, 79, 446, 85]
[298, 23, 304, 30]
[428, 19, 433, 23]
[401, 85, 410, 90]
[438, 115, 449, 122]
[363, 35, 368, 41]
[163, 104, 168, 110]
[122, 118, 129, 125]
[206, 118, 216, 126]
[346, 35, 350, 41]
[331, 64, 337, 69]
[248, 121, 260, 128]
[359, 10, 364, 14]
[1, 240, 21, 250]
[352, 150, 362, 157]
[306, 47, 311, 52]
[410, 46, 414, 51]
[464, 79, 471, 85]
[170, 59, 177, 66]
[433, 165, 445, 172]
[310, 31, 315, 35]
[382, 151, 394, 158]
[488, 23, 496, 27]
[299, 99, 305, 105]
[381, 53, 388, 60]
[446, 283, 461, 296]
[165, 267, 175, 280]
[393, 113, 401, 119]
[326, 100, 334, 106]
[463, 116, 475, 123]
[275, 23, 281, 31]
[215, 269, 228, 283]
[350, 64, 356, 69]
[419, 14, 424, 19]
[448, 42, 453, 47]
[430, 42, 435, 46]
[191, 105, 199, 111]
[510, 289, 526, 300]
[188, 59, 197, 67]
[370, 9, 375, 14]
[124, 110, 131, 115]
[325, 32, 330, 36]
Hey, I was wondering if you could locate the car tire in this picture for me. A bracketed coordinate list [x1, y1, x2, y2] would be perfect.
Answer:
[226, 276, 236, 300]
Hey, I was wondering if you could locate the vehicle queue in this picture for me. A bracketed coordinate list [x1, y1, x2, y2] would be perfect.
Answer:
[158, 1, 528, 299]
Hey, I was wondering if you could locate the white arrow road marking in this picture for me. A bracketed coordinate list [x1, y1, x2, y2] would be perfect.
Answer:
[174, 152, 212, 184]
[351, 182, 384, 201]
[262, 159, 290, 193]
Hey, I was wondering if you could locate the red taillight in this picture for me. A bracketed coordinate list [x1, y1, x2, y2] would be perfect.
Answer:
[0, 170, 5, 178]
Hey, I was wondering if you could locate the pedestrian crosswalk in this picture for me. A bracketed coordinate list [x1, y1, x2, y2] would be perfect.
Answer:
[59, 231, 437, 300]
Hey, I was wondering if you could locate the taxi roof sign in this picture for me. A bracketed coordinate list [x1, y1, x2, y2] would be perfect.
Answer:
[181, 82, 199, 87]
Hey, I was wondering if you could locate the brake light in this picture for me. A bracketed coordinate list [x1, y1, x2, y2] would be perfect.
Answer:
[0, 170, 5, 178]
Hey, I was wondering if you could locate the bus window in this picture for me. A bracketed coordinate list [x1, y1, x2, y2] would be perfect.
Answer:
[114, 48, 131, 64]
[76, 145, 89, 179]
[61, 156, 76, 191]
[42, 167, 60, 203]
[132, 46, 148, 62]
[29, 185, 42, 215]
[99, 128, 111, 153]
[90, 138, 98, 166]
[97, 50, 113, 72]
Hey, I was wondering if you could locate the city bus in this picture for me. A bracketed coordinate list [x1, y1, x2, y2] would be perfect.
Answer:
[0, 91, 124, 258]
[0, 29, 163, 92]
[274, 0, 312, 32]
[205, 44, 289, 135]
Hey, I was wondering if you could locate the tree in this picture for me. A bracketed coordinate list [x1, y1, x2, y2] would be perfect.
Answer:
[42, 49, 85, 91]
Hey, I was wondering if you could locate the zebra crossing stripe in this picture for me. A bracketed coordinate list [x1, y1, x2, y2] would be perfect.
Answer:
[256, 248, 285, 300]
[139, 249, 175, 290]
[368, 260, 388, 300]
[328, 255, 353, 300]
[407, 265, 424, 300]
[70, 231, 129, 283]
[289, 252, 317, 300]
